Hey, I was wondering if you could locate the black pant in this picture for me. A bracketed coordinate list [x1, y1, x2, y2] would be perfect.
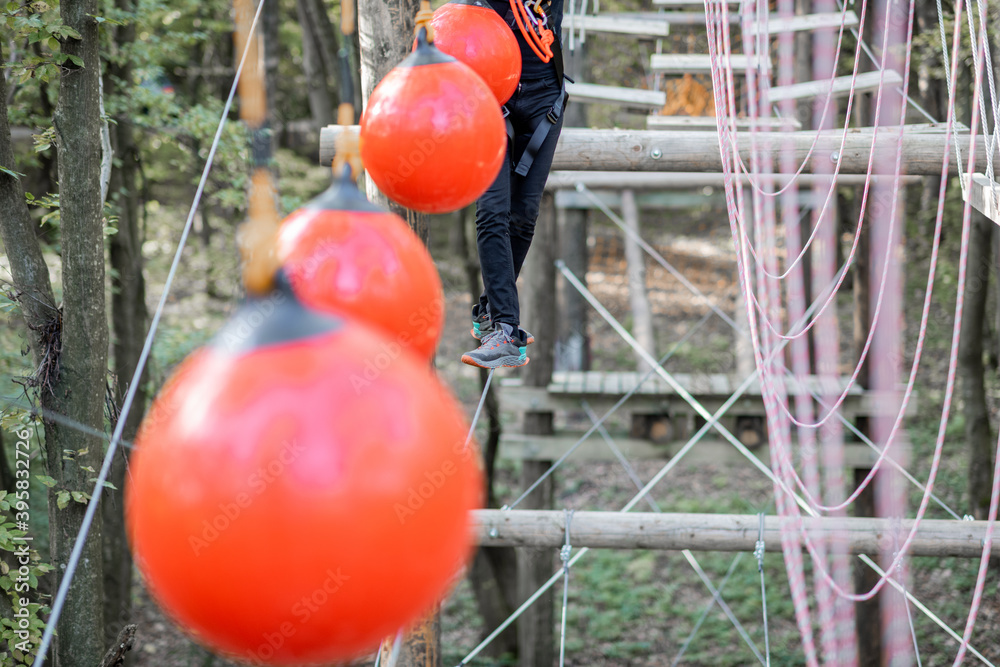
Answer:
[475, 76, 565, 331]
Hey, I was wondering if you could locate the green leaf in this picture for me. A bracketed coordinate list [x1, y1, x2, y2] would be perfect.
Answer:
[0, 165, 24, 179]
[66, 54, 83, 67]
[35, 475, 56, 488]
[89, 478, 117, 490]
[70, 491, 89, 504]
[56, 490, 70, 510]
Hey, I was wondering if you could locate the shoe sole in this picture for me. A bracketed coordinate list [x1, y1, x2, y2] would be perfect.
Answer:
[470, 328, 535, 345]
[461, 354, 530, 369]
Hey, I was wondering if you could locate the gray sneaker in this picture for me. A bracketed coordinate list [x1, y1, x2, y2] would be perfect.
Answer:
[461, 323, 529, 369]
[471, 309, 534, 345]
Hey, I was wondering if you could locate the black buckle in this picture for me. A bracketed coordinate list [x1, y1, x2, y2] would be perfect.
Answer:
[501, 105, 511, 118]
[546, 107, 559, 123]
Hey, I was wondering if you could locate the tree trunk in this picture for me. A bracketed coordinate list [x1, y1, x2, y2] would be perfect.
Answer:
[296, 0, 334, 128]
[358, 7, 434, 662]
[300, 0, 342, 108]
[0, 46, 58, 338]
[961, 212, 995, 518]
[51, 0, 109, 662]
[356, 0, 428, 239]
[262, 0, 281, 131]
[102, 0, 147, 645]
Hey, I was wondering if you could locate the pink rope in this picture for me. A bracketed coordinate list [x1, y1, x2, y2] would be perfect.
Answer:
[722, 0, 873, 282]
[782, 0, 980, 603]
[948, 1, 1000, 662]
[712, 0, 988, 615]
[774, 0, 840, 654]
[741, 0, 936, 519]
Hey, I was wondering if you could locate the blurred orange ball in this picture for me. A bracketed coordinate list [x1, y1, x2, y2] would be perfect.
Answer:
[360, 31, 505, 214]
[127, 287, 482, 665]
[278, 176, 444, 361]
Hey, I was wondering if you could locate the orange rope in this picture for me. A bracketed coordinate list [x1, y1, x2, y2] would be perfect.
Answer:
[414, 0, 435, 42]
[509, 0, 553, 62]
[234, 0, 281, 295]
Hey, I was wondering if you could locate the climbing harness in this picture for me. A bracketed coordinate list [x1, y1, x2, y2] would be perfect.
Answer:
[509, 0, 554, 61]
[501, 0, 569, 176]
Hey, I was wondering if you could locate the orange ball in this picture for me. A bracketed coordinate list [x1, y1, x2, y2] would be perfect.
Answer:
[278, 175, 444, 361]
[126, 285, 482, 666]
[360, 29, 506, 214]
[431, 0, 522, 104]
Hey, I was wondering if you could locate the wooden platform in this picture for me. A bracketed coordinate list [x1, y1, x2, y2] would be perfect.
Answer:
[498, 372, 915, 462]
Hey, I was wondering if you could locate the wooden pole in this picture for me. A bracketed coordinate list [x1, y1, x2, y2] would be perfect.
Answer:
[555, 42, 591, 373]
[473, 510, 999, 557]
[321, 126, 990, 175]
[517, 193, 559, 667]
[357, 2, 437, 664]
[621, 189, 655, 374]
[545, 171, 924, 190]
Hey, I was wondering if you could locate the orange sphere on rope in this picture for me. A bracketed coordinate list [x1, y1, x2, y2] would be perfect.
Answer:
[430, 0, 521, 104]
[360, 27, 506, 214]
[126, 282, 482, 666]
[278, 173, 444, 361]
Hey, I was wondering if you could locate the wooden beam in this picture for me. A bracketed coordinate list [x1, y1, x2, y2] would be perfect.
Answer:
[744, 10, 859, 34]
[554, 190, 717, 209]
[961, 172, 1000, 224]
[652, 0, 738, 6]
[650, 53, 771, 73]
[768, 69, 903, 103]
[319, 125, 988, 175]
[647, 115, 802, 131]
[473, 510, 999, 558]
[568, 13, 670, 37]
[565, 82, 666, 108]
[545, 170, 922, 189]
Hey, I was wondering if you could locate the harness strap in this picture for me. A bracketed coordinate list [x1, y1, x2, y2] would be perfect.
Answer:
[513, 82, 566, 176]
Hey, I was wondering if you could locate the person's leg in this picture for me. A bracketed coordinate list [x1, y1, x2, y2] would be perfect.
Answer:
[473, 146, 516, 327]
[509, 80, 565, 280]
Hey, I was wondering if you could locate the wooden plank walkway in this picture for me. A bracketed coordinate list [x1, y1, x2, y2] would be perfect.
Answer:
[961, 172, 1000, 225]
[568, 13, 671, 37]
[767, 69, 903, 102]
[498, 431, 882, 466]
[566, 82, 666, 108]
[743, 11, 859, 34]
[540, 371, 865, 397]
[650, 53, 772, 73]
